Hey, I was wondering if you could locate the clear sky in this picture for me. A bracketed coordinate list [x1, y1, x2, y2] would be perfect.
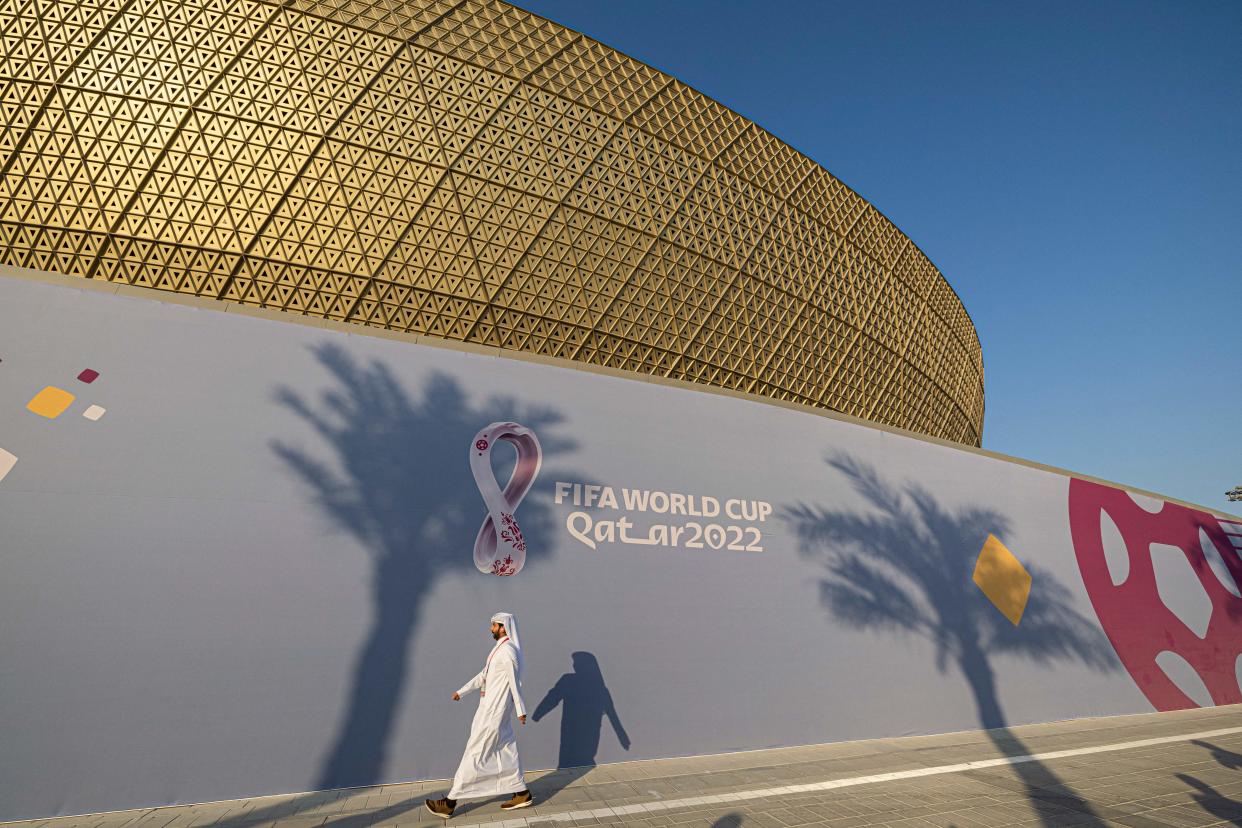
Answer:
[512, 0, 1241, 516]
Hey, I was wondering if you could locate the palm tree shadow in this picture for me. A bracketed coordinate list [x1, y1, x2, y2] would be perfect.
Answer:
[527, 651, 631, 805]
[787, 454, 1120, 828]
[270, 342, 576, 791]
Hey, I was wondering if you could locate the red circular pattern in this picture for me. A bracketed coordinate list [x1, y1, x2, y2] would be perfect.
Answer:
[475, 438, 489, 451]
[1069, 478, 1242, 710]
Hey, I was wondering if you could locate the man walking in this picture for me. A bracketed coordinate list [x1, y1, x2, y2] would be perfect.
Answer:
[426, 612, 533, 818]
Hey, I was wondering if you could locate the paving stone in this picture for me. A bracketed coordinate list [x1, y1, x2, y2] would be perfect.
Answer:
[12, 707, 1242, 828]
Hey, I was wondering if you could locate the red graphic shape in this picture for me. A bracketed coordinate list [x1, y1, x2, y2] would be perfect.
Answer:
[499, 512, 526, 556]
[490, 555, 517, 577]
[77, 369, 99, 383]
[1069, 478, 1242, 710]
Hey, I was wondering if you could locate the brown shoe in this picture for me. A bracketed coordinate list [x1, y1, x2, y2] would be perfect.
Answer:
[424, 798, 455, 818]
[501, 790, 533, 811]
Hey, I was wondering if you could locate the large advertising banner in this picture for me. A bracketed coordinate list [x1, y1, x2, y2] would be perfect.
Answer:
[1, 272, 1239, 820]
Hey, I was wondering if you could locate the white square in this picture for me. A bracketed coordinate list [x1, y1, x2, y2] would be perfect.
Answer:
[83, 405, 106, 421]
[0, 448, 15, 483]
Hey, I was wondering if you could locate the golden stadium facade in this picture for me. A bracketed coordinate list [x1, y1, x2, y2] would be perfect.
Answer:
[0, 0, 985, 445]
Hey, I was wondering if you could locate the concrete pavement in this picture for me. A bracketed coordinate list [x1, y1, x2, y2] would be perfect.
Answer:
[7, 705, 1242, 828]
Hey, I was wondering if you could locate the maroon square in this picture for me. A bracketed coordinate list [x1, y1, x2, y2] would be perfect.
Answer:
[77, 369, 99, 384]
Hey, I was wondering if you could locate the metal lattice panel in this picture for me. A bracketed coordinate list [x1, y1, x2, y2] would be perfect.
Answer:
[0, 0, 985, 444]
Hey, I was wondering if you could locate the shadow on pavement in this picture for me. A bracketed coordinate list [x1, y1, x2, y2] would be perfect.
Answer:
[1177, 774, 1242, 826]
[1193, 739, 1242, 770]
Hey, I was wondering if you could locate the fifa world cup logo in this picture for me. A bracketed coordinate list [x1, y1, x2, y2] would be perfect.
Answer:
[470, 422, 542, 576]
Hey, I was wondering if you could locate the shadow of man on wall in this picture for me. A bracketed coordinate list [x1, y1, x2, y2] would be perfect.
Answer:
[271, 342, 575, 792]
[528, 651, 630, 804]
[787, 454, 1120, 828]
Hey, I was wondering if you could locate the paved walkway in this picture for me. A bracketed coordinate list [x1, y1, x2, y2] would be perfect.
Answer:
[8, 706, 1242, 828]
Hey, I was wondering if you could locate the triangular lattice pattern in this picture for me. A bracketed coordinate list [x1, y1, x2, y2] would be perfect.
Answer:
[0, 0, 985, 445]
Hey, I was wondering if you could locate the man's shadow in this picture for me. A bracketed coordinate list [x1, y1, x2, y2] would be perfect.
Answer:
[528, 651, 631, 805]
[788, 454, 1121, 828]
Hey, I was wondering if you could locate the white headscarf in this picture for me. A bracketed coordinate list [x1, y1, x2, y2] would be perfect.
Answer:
[490, 611, 523, 680]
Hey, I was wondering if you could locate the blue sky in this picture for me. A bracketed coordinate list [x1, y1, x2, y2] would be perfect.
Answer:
[513, 0, 1241, 515]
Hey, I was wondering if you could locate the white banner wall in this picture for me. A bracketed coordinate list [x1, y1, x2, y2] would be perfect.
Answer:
[1, 272, 1238, 819]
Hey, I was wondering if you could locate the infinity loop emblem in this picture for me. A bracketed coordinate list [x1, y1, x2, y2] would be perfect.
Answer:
[470, 422, 542, 576]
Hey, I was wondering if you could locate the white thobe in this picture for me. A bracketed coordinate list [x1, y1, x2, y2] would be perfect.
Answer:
[448, 638, 528, 800]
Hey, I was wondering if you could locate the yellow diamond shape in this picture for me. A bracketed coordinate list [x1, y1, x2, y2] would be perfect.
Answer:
[27, 386, 76, 419]
[973, 534, 1032, 625]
